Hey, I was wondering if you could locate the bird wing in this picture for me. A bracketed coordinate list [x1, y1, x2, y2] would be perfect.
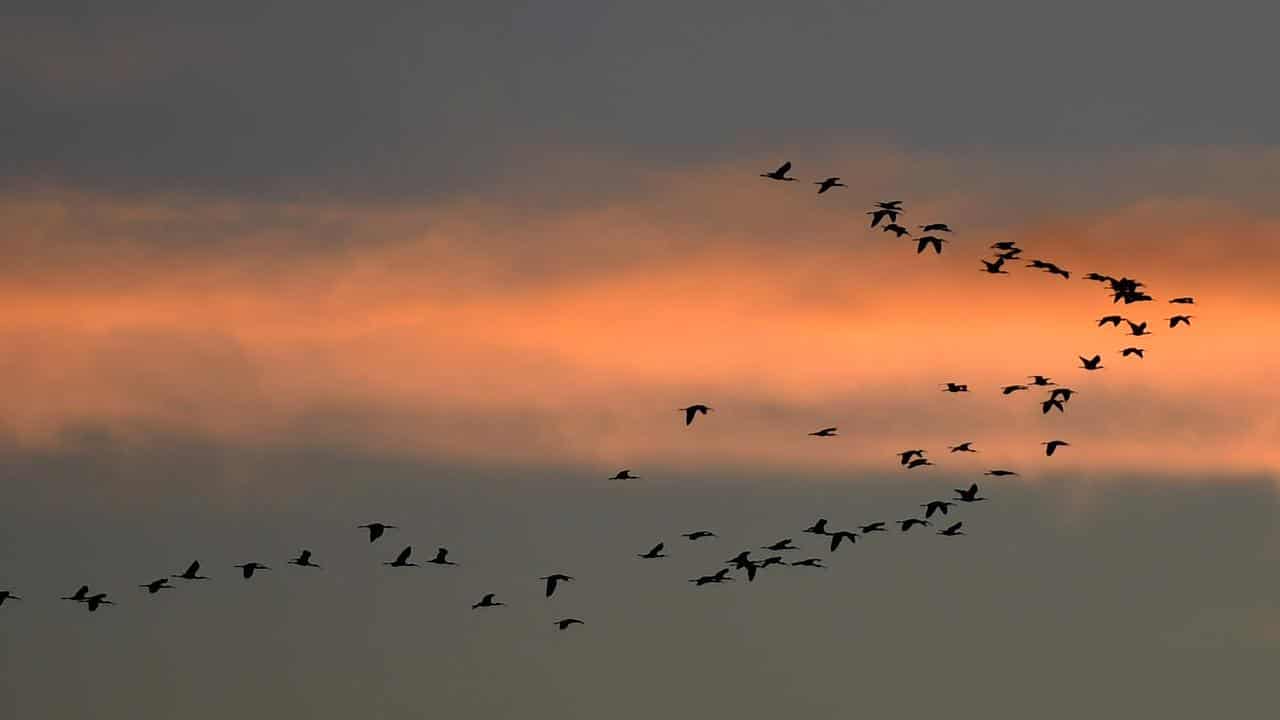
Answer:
[395, 546, 412, 564]
[186, 562, 199, 575]
[777, 161, 791, 175]
[684, 407, 696, 425]
[946, 522, 963, 533]
[545, 577, 557, 597]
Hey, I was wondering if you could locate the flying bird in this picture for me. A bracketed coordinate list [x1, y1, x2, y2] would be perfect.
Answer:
[920, 223, 953, 233]
[906, 458, 934, 469]
[554, 618, 584, 630]
[1168, 297, 1195, 304]
[1098, 315, 1125, 327]
[385, 547, 417, 568]
[725, 551, 754, 569]
[62, 585, 90, 602]
[1028, 375, 1056, 386]
[921, 500, 956, 519]
[638, 542, 666, 559]
[898, 449, 927, 465]
[1041, 399, 1065, 414]
[829, 531, 858, 552]
[760, 161, 797, 181]
[954, 483, 986, 502]
[427, 547, 457, 566]
[289, 550, 320, 568]
[875, 201, 904, 210]
[1049, 388, 1077, 403]
[83, 593, 115, 612]
[359, 523, 396, 543]
[938, 522, 965, 536]
[690, 569, 733, 586]
[915, 236, 947, 254]
[859, 522, 887, 533]
[814, 177, 846, 193]
[139, 579, 173, 594]
[759, 556, 787, 568]
[1084, 272, 1114, 283]
[1126, 320, 1151, 337]
[984, 469, 1019, 477]
[941, 382, 969, 393]
[1168, 315, 1193, 328]
[682, 530, 716, 540]
[803, 519, 830, 535]
[678, 405, 713, 426]
[1079, 354, 1103, 371]
[762, 538, 797, 551]
[1001, 384, 1029, 395]
[540, 574, 573, 598]
[808, 427, 838, 437]
[898, 518, 931, 532]
[867, 209, 900, 227]
[609, 469, 639, 480]
[791, 558, 825, 568]
[172, 561, 208, 581]
[1120, 347, 1145, 358]
[991, 241, 1019, 250]
[0, 590, 22, 606]
[981, 258, 1010, 274]
[472, 593, 505, 609]
[1042, 440, 1070, 456]
[948, 442, 978, 453]
[234, 562, 270, 579]
[882, 223, 911, 237]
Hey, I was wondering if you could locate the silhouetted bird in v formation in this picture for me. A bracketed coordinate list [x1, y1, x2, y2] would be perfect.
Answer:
[954, 484, 986, 503]
[540, 574, 573, 598]
[803, 519, 829, 535]
[235, 562, 270, 579]
[428, 548, 457, 566]
[814, 177, 845, 193]
[941, 382, 969, 393]
[173, 562, 208, 581]
[473, 593, 505, 609]
[829, 531, 858, 552]
[1168, 315, 1193, 328]
[638, 543, 666, 559]
[938, 522, 965, 537]
[949, 442, 978, 453]
[898, 518, 931, 532]
[915, 236, 947, 254]
[140, 579, 173, 594]
[883, 223, 911, 237]
[359, 523, 396, 543]
[289, 550, 320, 568]
[1120, 347, 1145, 358]
[760, 161, 797, 181]
[1079, 354, 1104, 371]
[791, 558, 825, 568]
[385, 547, 417, 568]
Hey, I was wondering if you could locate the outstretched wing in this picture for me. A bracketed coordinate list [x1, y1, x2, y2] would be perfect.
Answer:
[395, 546, 413, 564]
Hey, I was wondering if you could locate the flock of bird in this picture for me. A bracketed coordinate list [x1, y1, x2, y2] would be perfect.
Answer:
[0, 160, 1199, 633]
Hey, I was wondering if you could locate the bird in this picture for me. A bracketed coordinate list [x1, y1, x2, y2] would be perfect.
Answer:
[172, 561, 209, 581]
[690, 569, 733, 586]
[139, 579, 173, 594]
[762, 539, 796, 551]
[814, 177, 846, 193]
[1079, 354, 1103, 371]
[803, 518, 830, 535]
[554, 618, 584, 630]
[83, 593, 115, 612]
[882, 223, 911, 237]
[898, 449, 927, 465]
[949, 442, 978, 453]
[938, 522, 965, 536]
[1001, 384, 1029, 395]
[384, 547, 417, 568]
[1049, 388, 1077, 403]
[1120, 347, 1145, 358]
[234, 562, 270, 579]
[609, 469, 639, 480]
[359, 523, 396, 542]
[758, 556, 787, 568]
[829, 531, 858, 551]
[981, 258, 1010, 274]
[1042, 440, 1070, 456]
[427, 547, 457, 566]
[472, 593, 505, 609]
[678, 405, 712, 426]
[984, 469, 1019, 477]
[1098, 315, 1125, 327]
[61, 585, 90, 602]
[954, 483, 986, 502]
[898, 518, 931, 532]
[995, 248, 1024, 260]
[682, 530, 716, 540]
[1169, 297, 1195, 304]
[791, 558, 825, 568]
[1126, 320, 1151, 337]
[875, 201, 904, 210]
[1041, 398, 1065, 414]
[1028, 375, 1056, 386]
[859, 522, 887, 534]
[808, 427, 838, 437]
[540, 574, 573, 597]
[638, 542, 666, 559]
[920, 223, 953, 233]
[941, 382, 969, 393]
[867, 209, 899, 227]
[1084, 272, 1114, 283]
[289, 550, 320, 568]
[915, 236, 947, 254]
[1044, 264, 1071, 279]
[0, 590, 21, 606]
[906, 458, 934, 469]
[921, 500, 956, 518]
[1168, 315, 1193, 328]
[760, 161, 797, 181]
[991, 241, 1019, 250]
[725, 551, 754, 569]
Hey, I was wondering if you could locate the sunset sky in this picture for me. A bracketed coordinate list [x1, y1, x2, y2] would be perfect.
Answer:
[3, 3, 1279, 719]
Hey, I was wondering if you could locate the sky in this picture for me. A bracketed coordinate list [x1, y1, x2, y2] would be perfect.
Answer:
[2, 2, 1280, 718]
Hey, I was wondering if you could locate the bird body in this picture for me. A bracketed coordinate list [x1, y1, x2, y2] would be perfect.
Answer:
[915, 236, 947, 254]
[472, 593, 505, 609]
[1120, 347, 1145, 358]
[173, 561, 208, 580]
[803, 518, 829, 535]
[1043, 440, 1070, 456]
[898, 449, 926, 465]
[678, 405, 712, 426]
[1168, 315, 1193, 328]
[760, 161, 797, 181]
[808, 427, 838, 437]
[829, 531, 858, 552]
[682, 530, 716, 540]
[1079, 354, 1103, 370]
[359, 523, 396, 543]
[1001, 384, 1028, 395]
[921, 500, 955, 519]
[385, 547, 417, 567]
[84, 593, 115, 612]
[985, 469, 1018, 477]
[949, 442, 978, 453]
[428, 547, 457, 566]
[938, 522, 965, 536]
[941, 382, 969, 393]
[0, 590, 20, 606]
[920, 223, 953, 233]
[609, 469, 639, 480]
[235, 562, 270, 579]
[883, 223, 911, 237]
[140, 579, 173, 594]
[907, 458, 934, 469]
[540, 574, 573, 598]
[859, 522, 887, 533]
[898, 518, 931, 532]
[954, 483, 986, 502]
[814, 177, 846, 193]
[763, 538, 796, 551]
[791, 558, 825, 568]
[638, 542, 666, 559]
[289, 550, 320, 568]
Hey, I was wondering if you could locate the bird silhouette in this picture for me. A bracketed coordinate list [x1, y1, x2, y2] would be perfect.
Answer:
[867, 209, 900, 227]
[472, 593, 505, 609]
[1079, 354, 1103, 371]
[638, 542, 666, 559]
[1126, 320, 1151, 337]
[803, 518, 830, 535]
[882, 223, 911, 237]
[859, 522, 887, 533]
[921, 501, 956, 519]
[920, 223, 953, 233]
[1048, 388, 1077, 403]
[758, 556, 787, 568]
[540, 574, 573, 598]
[1098, 315, 1125, 327]
[83, 593, 115, 612]
[234, 562, 270, 579]
[984, 469, 1019, 477]
[898, 518, 931, 532]
[1168, 315, 1193, 328]
[385, 547, 417, 568]
[690, 569, 734, 586]
[791, 558, 825, 568]
[678, 405, 713, 426]
[359, 523, 396, 542]
[172, 561, 208, 581]
[949, 442, 978, 453]
[682, 530, 716, 540]
[554, 618, 584, 630]
[1041, 398, 1066, 414]
[915, 236, 947, 254]
[1028, 375, 1056, 386]
[829, 531, 858, 551]
[938, 522, 965, 536]
[609, 469, 639, 480]
[941, 382, 969, 393]
[1084, 272, 1114, 283]
[814, 177, 846, 193]
[954, 483, 986, 502]
[61, 585, 90, 602]
[139, 579, 173, 594]
[906, 458, 934, 469]
[1120, 347, 1145, 358]
[289, 550, 320, 568]
[991, 241, 1019, 250]
[1169, 297, 1195, 305]
[762, 538, 796, 551]
[726, 551, 754, 569]
[875, 201, 904, 210]
[808, 427, 838, 437]
[1042, 440, 1070, 456]
[898, 449, 927, 465]
[981, 258, 1010, 274]
[0, 590, 21, 606]
[760, 161, 797, 181]
[1001, 384, 1029, 395]
[428, 547, 457, 566]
